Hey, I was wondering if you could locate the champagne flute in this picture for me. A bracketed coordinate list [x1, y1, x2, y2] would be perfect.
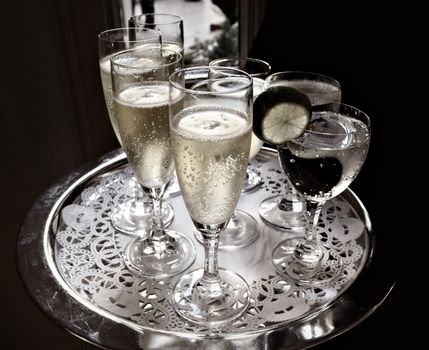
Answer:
[98, 27, 174, 234]
[128, 13, 185, 197]
[273, 103, 370, 284]
[259, 71, 342, 230]
[128, 13, 184, 57]
[209, 57, 271, 192]
[193, 57, 271, 249]
[170, 66, 252, 325]
[111, 47, 196, 278]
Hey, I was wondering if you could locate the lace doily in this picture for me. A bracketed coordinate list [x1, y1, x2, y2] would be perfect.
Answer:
[55, 153, 368, 335]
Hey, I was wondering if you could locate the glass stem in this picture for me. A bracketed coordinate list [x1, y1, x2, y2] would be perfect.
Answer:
[151, 196, 165, 237]
[132, 177, 141, 198]
[306, 201, 324, 243]
[228, 213, 240, 230]
[204, 235, 219, 279]
[130, 184, 144, 214]
[145, 185, 172, 255]
[278, 179, 306, 213]
[294, 200, 325, 264]
[195, 222, 227, 297]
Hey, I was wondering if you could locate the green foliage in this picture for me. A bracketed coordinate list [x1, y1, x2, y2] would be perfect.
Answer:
[184, 21, 238, 66]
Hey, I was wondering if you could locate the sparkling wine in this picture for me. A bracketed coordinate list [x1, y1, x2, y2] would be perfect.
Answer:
[114, 82, 182, 188]
[206, 77, 264, 160]
[162, 42, 183, 56]
[100, 46, 163, 144]
[171, 106, 251, 224]
[279, 112, 370, 202]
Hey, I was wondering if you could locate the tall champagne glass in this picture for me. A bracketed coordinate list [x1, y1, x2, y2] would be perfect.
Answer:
[111, 47, 196, 278]
[209, 57, 271, 191]
[259, 71, 342, 230]
[170, 66, 252, 325]
[128, 13, 184, 57]
[98, 27, 174, 234]
[273, 103, 370, 284]
[129, 13, 185, 196]
[191, 57, 271, 249]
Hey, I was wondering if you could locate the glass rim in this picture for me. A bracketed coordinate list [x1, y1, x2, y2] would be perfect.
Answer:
[169, 66, 253, 96]
[129, 13, 184, 25]
[266, 70, 341, 91]
[209, 57, 272, 78]
[97, 27, 161, 43]
[110, 47, 182, 70]
[297, 102, 371, 138]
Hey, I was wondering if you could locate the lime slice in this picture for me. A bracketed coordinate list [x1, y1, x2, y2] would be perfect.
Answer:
[253, 86, 312, 145]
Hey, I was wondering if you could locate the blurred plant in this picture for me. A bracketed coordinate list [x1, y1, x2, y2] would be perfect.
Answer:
[184, 20, 238, 66]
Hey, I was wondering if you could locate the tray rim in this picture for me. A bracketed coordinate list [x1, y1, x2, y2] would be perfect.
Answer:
[16, 147, 395, 349]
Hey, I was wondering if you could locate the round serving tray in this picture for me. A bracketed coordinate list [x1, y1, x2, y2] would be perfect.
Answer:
[17, 147, 394, 349]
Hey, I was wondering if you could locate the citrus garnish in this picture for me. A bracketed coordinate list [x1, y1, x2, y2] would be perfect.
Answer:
[253, 86, 312, 145]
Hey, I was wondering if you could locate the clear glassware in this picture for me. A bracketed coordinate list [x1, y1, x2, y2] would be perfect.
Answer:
[98, 27, 174, 234]
[210, 57, 271, 192]
[169, 66, 252, 325]
[194, 57, 271, 249]
[128, 13, 184, 57]
[128, 13, 185, 197]
[110, 47, 196, 278]
[259, 71, 342, 230]
[272, 103, 370, 284]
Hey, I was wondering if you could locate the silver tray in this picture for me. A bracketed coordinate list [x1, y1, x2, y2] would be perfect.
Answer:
[17, 147, 394, 349]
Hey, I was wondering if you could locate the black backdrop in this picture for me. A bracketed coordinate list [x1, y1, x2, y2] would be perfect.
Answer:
[249, 3, 400, 347]
[2, 0, 399, 348]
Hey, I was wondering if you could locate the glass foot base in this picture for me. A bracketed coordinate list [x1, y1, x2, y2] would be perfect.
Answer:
[172, 268, 250, 326]
[259, 194, 306, 230]
[123, 230, 196, 279]
[194, 210, 259, 249]
[111, 199, 174, 235]
[242, 168, 262, 193]
[272, 238, 343, 285]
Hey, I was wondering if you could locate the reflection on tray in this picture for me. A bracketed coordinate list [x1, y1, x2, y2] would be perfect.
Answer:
[55, 151, 369, 335]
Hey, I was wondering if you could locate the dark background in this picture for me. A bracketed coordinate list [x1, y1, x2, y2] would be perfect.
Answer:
[2, 0, 400, 348]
